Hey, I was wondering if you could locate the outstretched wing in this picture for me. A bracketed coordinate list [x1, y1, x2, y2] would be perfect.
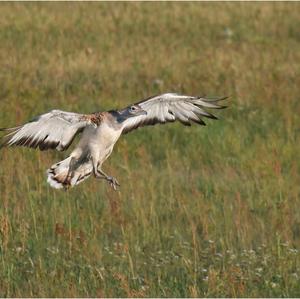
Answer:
[121, 93, 227, 134]
[0, 110, 93, 151]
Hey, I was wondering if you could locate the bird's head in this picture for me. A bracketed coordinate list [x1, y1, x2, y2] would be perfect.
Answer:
[120, 104, 147, 118]
[128, 104, 147, 116]
[111, 104, 147, 124]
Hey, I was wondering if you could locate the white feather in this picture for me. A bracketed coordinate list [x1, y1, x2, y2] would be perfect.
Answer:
[121, 93, 226, 133]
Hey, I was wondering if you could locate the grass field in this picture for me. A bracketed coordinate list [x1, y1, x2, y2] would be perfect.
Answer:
[0, 2, 300, 297]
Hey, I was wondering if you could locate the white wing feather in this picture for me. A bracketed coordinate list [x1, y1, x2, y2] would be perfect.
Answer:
[0, 110, 92, 151]
[121, 93, 227, 134]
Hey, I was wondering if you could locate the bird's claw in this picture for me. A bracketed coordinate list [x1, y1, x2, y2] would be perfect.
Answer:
[107, 176, 120, 191]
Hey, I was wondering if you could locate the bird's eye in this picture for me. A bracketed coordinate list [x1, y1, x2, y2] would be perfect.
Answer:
[131, 106, 137, 111]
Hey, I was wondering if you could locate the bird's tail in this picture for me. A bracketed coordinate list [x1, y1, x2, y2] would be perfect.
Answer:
[47, 156, 93, 189]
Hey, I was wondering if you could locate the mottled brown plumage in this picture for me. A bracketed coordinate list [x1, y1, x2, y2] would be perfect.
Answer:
[84, 112, 105, 126]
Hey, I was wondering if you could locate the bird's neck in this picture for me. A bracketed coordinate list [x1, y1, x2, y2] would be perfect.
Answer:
[108, 110, 128, 123]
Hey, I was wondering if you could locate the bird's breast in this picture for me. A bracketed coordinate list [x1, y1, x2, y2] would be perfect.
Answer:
[95, 123, 122, 148]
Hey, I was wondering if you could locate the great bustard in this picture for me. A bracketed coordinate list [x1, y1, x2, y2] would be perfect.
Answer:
[0, 93, 227, 190]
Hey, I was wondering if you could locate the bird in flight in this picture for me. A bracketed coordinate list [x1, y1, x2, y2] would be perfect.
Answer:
[0, 93, 227, 190]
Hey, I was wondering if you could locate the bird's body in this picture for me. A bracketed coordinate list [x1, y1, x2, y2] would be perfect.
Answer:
[0, 93, 227, 190]
[48, 111, 124, 189]
[73, 112, 122, 165]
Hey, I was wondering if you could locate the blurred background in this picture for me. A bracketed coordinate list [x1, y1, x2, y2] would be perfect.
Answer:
[0, 2, 299, 297]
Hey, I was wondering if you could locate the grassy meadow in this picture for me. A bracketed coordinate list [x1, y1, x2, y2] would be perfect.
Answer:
[0, 2, 300, 297]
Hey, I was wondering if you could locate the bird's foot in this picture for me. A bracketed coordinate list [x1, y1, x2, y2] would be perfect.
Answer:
[93, 169, 120, 190]
[107, 176, 120, 191]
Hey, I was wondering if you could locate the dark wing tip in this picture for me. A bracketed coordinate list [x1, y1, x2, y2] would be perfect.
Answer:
[205, 113, 218, 120]
[214, 96, 229, 101]
[200, 95, 229, 102]
[193, 118, 206, 126]
[217, 96, 229, 101]
[201, 96, 229, 110]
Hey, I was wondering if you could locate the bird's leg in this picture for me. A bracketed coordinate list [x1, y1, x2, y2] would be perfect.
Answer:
[92, 159, 120, 190]
[65, 157, 76, 180]
[97, 168, 120, 191]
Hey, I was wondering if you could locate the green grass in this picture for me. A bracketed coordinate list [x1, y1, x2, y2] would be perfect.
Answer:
[0, 2, 300, 297]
